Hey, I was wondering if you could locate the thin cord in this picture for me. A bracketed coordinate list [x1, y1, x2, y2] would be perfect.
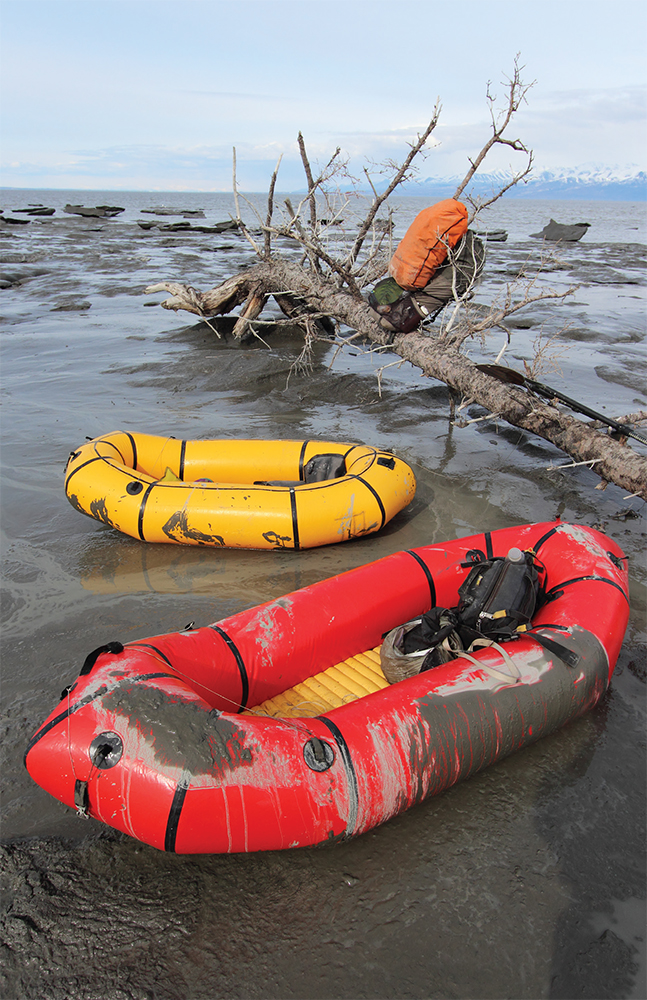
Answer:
[125, 644, 320, 738]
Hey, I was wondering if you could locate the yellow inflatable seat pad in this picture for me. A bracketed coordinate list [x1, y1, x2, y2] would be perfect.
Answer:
[245, 646, 387, 719]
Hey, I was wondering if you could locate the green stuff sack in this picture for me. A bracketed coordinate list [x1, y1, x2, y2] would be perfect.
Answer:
[368, 277, 405, 309]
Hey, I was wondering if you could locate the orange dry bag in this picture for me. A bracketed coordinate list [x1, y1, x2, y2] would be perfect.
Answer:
[388, 199, 468, 291]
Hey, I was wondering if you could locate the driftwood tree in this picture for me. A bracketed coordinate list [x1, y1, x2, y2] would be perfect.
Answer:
[146, 60, 647, 500]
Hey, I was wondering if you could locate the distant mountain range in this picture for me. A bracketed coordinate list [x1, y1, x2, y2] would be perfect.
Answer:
[397, 166, 646, 201]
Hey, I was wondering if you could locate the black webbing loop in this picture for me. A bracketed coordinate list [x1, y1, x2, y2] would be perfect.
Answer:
[529, 633, 581, 669]
[74, 779, 89, 817]
[79, 641, 125, 676]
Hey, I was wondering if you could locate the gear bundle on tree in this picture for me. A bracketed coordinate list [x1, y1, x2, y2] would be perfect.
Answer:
[388, 198, 469, 290]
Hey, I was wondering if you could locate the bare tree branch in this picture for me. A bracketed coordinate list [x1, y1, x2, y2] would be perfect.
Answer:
[348, 101, 441, 267]
[297, 132, 318, 231]
[454, 55, 535, 211]
[264, 154, 283, 260]
[143, 61, 646, 499]
[232, 146, 263, 256]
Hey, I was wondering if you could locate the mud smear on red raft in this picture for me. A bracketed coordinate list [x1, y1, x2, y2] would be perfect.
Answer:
[411, 626, 609, 804]
[100, 685, 253, 776]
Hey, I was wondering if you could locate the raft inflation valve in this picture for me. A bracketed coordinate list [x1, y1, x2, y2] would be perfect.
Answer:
[126, 481, 144, 495]
[303, 737, 335, 771]
[89, 731, 123, 769]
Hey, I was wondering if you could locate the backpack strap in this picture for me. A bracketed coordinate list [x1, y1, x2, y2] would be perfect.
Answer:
[459, 638, 522, 683]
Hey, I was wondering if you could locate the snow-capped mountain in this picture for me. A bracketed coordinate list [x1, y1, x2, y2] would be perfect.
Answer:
[399, 165, 646, 200]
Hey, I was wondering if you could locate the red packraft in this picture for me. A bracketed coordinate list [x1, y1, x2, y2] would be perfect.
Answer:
[389, 199, 468, 290]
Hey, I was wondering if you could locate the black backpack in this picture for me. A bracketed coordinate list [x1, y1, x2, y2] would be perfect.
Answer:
[380, 548, 543, 683]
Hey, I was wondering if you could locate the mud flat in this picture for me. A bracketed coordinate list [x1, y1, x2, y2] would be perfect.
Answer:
[1, 190, 645, 999]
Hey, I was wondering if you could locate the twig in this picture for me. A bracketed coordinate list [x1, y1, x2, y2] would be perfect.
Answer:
[202, 316, 222, 339]
[547, 458, 603, 471]
[454, 413, 499, 427]
[283, 145, 343, 232]
[591, 410, 647, 430]
[264, 154, 283, 260]
[495, 339, 509, 364]
[454, 55, 535, 208]
[232, 146, 241, 224]
[298, 132, 318, 231]
[375, 359, 405, 397]
[348, 102, 441, 268]
[231, 147, 263, 256]
[284, 198, 361, 295]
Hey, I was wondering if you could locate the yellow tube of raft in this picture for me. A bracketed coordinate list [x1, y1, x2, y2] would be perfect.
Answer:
[64, 431, 417, 550]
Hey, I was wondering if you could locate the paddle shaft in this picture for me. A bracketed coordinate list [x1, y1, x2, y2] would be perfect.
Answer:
[476, 364, 647, 446]
[524, 378, 647, 446]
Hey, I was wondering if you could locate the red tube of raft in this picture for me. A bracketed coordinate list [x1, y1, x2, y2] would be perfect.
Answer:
[25, 521, 629, 853]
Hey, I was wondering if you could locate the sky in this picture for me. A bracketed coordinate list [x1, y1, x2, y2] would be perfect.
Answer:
[1, 0, 646, 191]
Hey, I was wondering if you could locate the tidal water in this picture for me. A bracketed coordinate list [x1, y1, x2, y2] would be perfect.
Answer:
[1, 190, 645, 999]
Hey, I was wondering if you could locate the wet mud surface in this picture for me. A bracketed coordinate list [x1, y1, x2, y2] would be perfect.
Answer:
[1, 191, 646, 998]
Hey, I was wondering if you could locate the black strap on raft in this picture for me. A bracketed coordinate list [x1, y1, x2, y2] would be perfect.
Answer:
[79, 641, 124, 676]
[527, 632, 581, 669]
[74, 779, 89, 817]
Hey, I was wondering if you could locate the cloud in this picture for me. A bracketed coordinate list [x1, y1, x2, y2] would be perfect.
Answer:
[183, 90, 293, 103]
[0, 141, 306, 191]
[2, 83, 644, 191]
[515, 85, 647, 169]
[537, 85, 646, 118]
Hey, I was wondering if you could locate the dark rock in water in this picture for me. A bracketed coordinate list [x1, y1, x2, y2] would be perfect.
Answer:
[64, 205, 97, 217]
[530, 219, 591, 242]
[158, 220, 240, 234]
[64, 205, 124, 218]
[474, 229, 508, 242]
[0, 267, 50, 288]
[137, 217, 239, 234]
[138, 217, 236, 232]
[50, 299, 92, 312]
[1, 216, 30, 225]
[14, 207, 56, 216]
[1, 271, 23, 285]
[96, 205, 125, 216]
[141, 207, 205, 218]
[188, 220, 238, 234]
[208, 220, 239, 233]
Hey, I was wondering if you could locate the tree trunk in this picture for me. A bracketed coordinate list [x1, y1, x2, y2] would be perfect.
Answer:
[147, 260, 647, 500]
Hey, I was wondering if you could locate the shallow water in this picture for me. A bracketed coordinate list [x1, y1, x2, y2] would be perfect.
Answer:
[1, 190, 646, 999]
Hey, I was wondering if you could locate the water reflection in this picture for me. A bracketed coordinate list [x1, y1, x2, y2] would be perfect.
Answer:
[78, 535, 327, 600]
[76, 491, 433, 601]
